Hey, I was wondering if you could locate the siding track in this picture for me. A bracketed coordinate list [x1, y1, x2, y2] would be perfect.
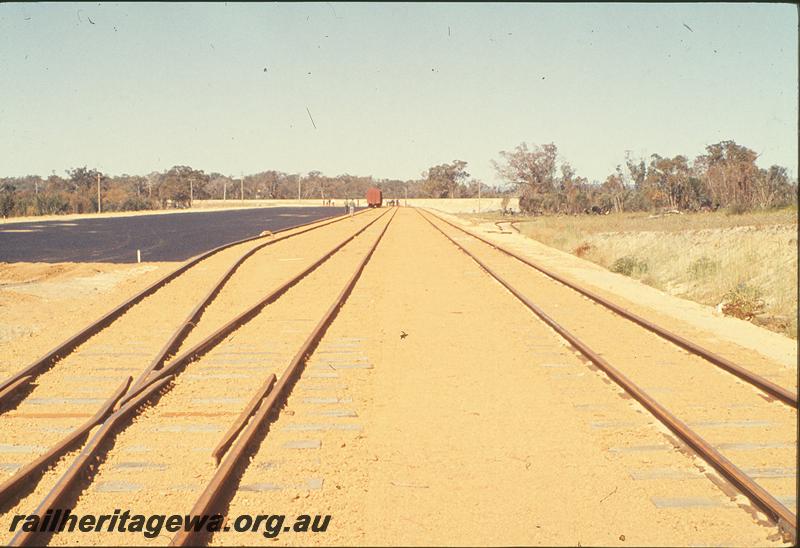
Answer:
[3, 208, 395, 546]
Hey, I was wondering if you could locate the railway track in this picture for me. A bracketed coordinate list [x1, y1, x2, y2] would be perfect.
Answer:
[0, 209, 360, 408]
[0, 209, 378, 534]
[433, 214, 796, 404]
[0, 209, 375, 425]
[2, 207, 395, 546]
[418, 209, 797, 542]
[0, 206, 793, 545]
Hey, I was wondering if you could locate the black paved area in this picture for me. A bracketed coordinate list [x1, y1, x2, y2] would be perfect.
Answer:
[0, 207, 346, 263]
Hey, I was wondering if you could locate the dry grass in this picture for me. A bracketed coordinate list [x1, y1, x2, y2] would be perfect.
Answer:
[463, 208, 798, 338]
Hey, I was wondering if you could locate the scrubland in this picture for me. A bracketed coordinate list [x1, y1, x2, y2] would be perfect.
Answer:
[465, 208, 797, 338]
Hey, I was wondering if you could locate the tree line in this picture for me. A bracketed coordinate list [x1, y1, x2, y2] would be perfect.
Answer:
[0, 139, 795, 218]
[492, 140, 797, 215]
[0, 166, 507, 218]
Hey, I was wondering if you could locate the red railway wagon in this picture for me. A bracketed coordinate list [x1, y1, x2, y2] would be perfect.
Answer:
[366, 187, 383, 208]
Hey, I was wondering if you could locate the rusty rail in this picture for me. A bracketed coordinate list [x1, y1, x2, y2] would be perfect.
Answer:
[4, 210, 390, 546]
[8, 376, 174, 547]
[0, 209, 359, 410]
[426, 209, 797, 407]
[127, 208, 371, 393]
[0, 376, 31, 405]
[419, 209, 797, 542]
[491, 221, 512, 234]
[114, 208, 388, 411]
[0, 377, 130, 511]
[171, 208, 396, 547]
[212, 374, 276, 465]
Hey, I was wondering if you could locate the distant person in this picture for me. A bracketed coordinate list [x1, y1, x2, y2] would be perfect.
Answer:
[348, 199, 355, 217]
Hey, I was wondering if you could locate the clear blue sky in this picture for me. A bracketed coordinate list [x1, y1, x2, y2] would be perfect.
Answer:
[1, 2, 797, 185]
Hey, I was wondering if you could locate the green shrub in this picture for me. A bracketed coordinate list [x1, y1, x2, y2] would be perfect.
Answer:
[610, 256, 649, 276]
[120, 197, 157, 211]
[726, 202, 749, 215]
[688, 256, 719, 278]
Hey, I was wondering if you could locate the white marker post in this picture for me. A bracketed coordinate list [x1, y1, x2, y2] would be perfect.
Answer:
[96, 173, 102, 213]
[137, 249, 141, 263]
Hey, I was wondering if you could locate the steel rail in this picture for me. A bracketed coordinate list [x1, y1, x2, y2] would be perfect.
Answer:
[0, 212, 371, 507]
[171, 208, 397, 547]
[0, 377, 130, 513]
[4, 210, 391, 546]
[0, 209, 360, 409]
[491, 221, 512, 234]
[419, 209, 797, 543]
[212, 374, 277, 465]
[114, 208, 388, 411]
[8, 376, 174, 547]
[127, 208, 372, 393]
[425, 209, 797, 406]
[0, 208, 385, 507]
[0, 376, 31, 405]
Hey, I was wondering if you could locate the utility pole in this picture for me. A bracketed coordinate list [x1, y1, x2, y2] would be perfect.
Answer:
[189, 177, 193, 208]
[96, 173, 102, 213]
[297, 177, 301, 201]
[240, 172, 244, 202]
[223, 179, 227, 201]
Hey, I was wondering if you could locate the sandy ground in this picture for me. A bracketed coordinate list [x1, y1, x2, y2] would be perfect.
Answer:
[0, 207, 793, 546]
[421, 210, 796, 509]
[212, 208, 789, 546]
[0, 262, 174, 365]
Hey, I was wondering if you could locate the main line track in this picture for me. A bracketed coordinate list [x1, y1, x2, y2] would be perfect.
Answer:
[429, 212, 796, 406]
[418, 208, 797, 543]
